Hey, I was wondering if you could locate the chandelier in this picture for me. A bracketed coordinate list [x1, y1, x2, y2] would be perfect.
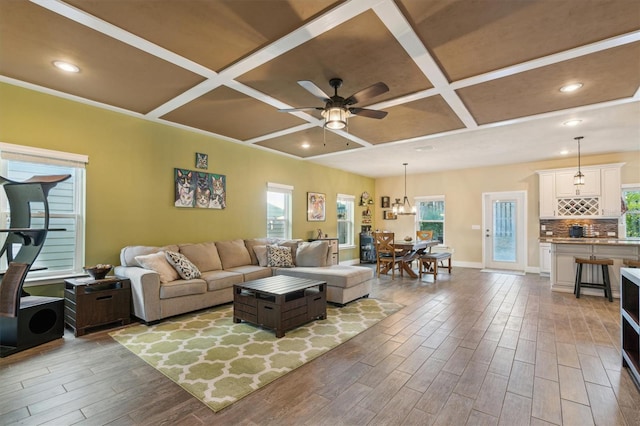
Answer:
[392, 163, 416, 215]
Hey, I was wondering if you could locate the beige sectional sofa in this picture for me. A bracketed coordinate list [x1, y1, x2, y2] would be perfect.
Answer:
[115, 238, 373, 323]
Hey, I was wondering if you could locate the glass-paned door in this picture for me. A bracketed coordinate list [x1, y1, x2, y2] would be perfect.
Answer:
[483, 191, 526, 271]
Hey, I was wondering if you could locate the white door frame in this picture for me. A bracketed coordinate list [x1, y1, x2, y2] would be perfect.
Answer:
[482, 191, 527, 271]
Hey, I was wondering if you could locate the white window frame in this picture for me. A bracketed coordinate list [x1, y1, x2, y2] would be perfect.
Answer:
[266, 182, 293, 239]
[414, 195, 446, 244]
[0, 142, 87, 284]
[622, 183, 640, 240]
[337, 193, 355, 248]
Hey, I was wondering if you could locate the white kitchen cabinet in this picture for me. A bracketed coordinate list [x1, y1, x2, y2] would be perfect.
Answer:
[555, 169, 600, 197]
[539, 242, 551, 275]
[537, 163, 623, 218]
[539, 172, 556, 218]
[551, 244, 591, 293]
[601, 165, 622, 217]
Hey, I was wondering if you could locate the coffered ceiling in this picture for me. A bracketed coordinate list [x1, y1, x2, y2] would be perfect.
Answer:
[1, 0, 639, 177]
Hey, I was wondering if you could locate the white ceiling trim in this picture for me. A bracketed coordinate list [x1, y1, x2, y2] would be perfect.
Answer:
[451, 30, 640, 90]
[31, 0, 216, 78]
[145, 79, 223, 118]
[245, 122, 319, 145]
[373, 1, 477, 129]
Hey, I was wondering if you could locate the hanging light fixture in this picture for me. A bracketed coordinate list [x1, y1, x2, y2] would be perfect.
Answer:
[322, 106, 347, 129]
[392, 163, 416, 215]
[573, 136, 585, 193]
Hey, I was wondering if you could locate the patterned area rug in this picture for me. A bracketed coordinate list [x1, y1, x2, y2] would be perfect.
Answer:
[110, 298, 403, 412]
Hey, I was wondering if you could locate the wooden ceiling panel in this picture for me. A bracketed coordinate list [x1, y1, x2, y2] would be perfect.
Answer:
[255, 127, 361, 158]
[237, 10, 432, 110]
[160, 86, 306, 141]
[457, 43, 640, 125]
[0, 1, 204, 114]
[65, 0, 340, 72]
[397, 0, 640, 81]
[347, 95, 465, 144]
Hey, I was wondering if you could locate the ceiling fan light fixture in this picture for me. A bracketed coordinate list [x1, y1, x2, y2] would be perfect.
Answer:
[322, 107, 347, 130]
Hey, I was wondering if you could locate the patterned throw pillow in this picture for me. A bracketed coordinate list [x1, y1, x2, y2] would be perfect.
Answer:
[267, 245, 293, 267]
[165, 251, 202, 280]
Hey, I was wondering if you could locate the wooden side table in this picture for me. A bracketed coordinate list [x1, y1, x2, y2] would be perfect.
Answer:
[64, 276, 131, 337]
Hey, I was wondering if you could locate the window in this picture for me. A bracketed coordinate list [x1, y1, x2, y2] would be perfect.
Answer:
[623, 185, 640, 239]
[267, 182, 292, 239]
[0, 143, 87, 281]
[337, 194, 355, 247]
[415, 196, 445, 243]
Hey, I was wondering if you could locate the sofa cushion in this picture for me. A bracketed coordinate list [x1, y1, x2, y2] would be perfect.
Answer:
[135, 251, 180, 283]
[295, 240, 329, 267]
[121, 244, 180, 267]
[179, 242, 222, 272]
[225, 265, 273, 282]
[276, 265, 373, 289]
[216, 239, 252, 269]
[165, 251, 201, 280]
[277, 240, 300, 265]
[267, 245, 294, 267]
[252, 245, 268, 267]
[200, 270, 244, 291]
[245, 238, 274, 265]
[159, 279, 207, 299]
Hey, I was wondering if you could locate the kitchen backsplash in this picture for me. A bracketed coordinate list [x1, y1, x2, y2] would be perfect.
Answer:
[539, 219, 619, 238]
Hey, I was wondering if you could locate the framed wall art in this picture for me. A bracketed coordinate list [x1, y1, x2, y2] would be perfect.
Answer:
[383, 210, 397, 220]
[307, 192, 326, 221]
[195, 152, 208, 169]
[381, 196, 390, 208]
[174, 168, 226, 209]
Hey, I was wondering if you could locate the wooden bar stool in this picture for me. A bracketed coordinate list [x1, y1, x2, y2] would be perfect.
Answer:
[574, 257, 614, 302]
[623, 259, 640, 268]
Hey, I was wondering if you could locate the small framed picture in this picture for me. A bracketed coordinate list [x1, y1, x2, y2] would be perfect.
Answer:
[195, 152, 208, 169]
[384, 210, 397, 220]
[307, 192, 326, 221]
[381, 196, 390, 208]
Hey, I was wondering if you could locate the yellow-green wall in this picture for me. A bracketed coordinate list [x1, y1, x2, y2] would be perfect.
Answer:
[0, 83, 374, 271]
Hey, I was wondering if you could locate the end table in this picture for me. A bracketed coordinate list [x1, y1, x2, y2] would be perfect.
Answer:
[64, 276, 131, 337]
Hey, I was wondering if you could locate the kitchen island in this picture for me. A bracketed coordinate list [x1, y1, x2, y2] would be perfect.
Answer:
[541, 238, 640, 298]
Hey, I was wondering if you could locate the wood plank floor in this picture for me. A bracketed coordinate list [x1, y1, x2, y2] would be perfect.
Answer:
[1, 267, 639, 425]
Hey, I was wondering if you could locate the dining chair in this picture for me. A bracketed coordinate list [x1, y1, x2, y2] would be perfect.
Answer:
[373, 232, 403, 279]
[416, 230, 434, 241]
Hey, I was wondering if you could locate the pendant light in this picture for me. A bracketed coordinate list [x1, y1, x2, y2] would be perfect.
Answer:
[392, 163, 416, 215]
[573, 136, 585, 194]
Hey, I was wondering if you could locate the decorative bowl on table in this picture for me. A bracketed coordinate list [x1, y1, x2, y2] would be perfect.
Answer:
[404, 236, 413, 242]
[84, 264, 113, 280]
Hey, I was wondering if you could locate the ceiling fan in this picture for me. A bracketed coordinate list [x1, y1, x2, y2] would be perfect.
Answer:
[279, 78, 389, 130]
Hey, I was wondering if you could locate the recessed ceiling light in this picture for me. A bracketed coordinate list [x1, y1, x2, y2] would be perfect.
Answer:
[563, 119, 582, 127]
[560, 150, 569, 155]
[415, 146, 434, 152]
[301, 142, 310, 149]
[53, 60, 80, 73]
[559, 83, 583, 93]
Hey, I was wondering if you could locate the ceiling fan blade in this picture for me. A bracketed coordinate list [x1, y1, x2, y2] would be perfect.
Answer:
[298, 81, 331, 102]
[345, 82, 389, 105]
[278, 107, 323, 112]
[350, 108, 388, 119]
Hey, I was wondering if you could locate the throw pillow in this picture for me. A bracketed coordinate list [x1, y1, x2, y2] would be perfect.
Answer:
[165, 251, 201, 280]
[267, 245, 293, 267]
[134, 251, 180, 283]
[253, 245, 268, 267]
[296, 240, 329, 267]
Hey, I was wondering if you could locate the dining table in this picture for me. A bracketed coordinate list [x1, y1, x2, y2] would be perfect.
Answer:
[383, 239, 439, 278]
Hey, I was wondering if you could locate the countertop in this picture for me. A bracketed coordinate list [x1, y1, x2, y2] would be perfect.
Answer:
[539, 237, 640, 246]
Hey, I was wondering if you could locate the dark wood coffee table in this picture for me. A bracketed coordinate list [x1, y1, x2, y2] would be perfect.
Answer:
[233, 275, 326, 337]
